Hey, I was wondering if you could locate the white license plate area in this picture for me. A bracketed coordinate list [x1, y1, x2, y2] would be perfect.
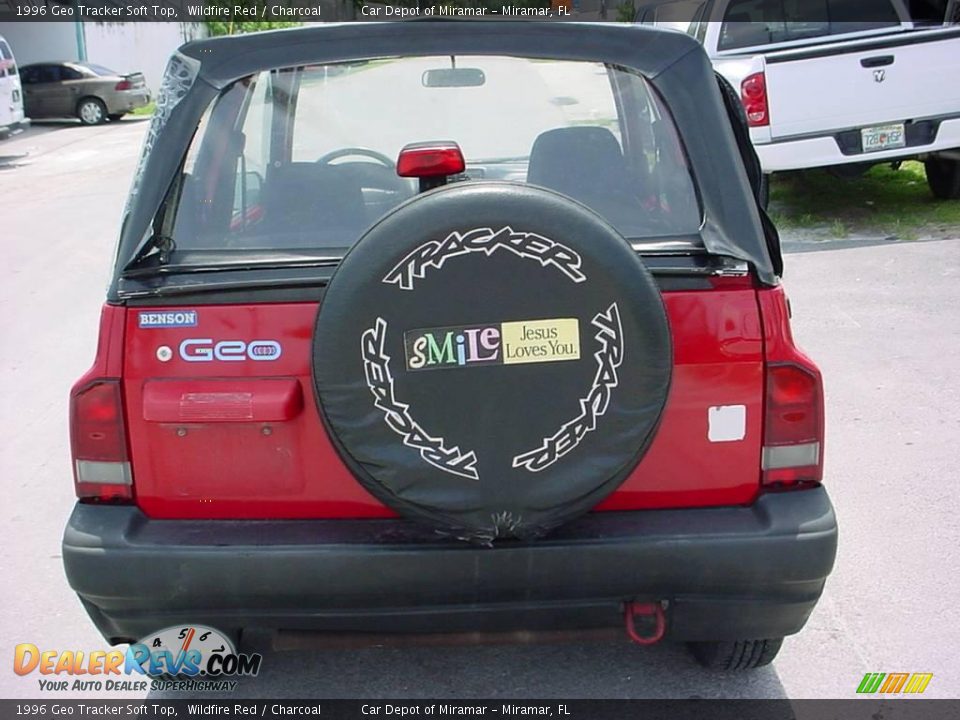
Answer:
[861, 124, 906, 153]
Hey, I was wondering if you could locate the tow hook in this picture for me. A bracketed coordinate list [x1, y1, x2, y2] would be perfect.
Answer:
[623, 601, 666, 645]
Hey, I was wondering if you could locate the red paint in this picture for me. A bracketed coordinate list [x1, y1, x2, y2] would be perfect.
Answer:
[142, 378, 303, 422]
[757, 285, 817, 368]
[73, 283, 821, 520]
[72, 304, 127, 382]
[122, 303, 387, 519]
[597, 288, 765, 511]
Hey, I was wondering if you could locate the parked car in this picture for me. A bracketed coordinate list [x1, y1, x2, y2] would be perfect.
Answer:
[638, 0, 960, 199]
[62, 23, 837, 671]
[0, 34, 29, 139]
[20, 61, 150, 125]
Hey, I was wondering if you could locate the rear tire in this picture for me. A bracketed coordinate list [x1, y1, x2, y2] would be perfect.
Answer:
[108, 113, 125, 122]
[687, 638, 783, 670]
[925, 156, 960, 200]
[77, 98, 107, 126]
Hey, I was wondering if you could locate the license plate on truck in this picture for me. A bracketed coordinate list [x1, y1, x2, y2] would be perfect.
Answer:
[861, 124, 905, 153]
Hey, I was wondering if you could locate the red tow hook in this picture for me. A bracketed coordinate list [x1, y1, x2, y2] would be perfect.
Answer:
[623, 601, 666, 645]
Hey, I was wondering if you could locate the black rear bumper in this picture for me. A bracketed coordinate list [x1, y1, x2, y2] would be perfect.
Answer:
[63, 487, 837, 645]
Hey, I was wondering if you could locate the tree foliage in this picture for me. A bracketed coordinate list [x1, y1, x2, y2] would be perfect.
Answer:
[616, 0, 636, 22]
[202, 1, 302, 35]
[204, 20, 302, 36]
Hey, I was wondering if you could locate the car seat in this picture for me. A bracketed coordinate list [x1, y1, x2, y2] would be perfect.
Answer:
[262, 162, 367, 245]
[526, 126, 641, 232]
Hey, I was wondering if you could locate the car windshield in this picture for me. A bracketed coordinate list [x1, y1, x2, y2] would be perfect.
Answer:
[169, 55, 702, 256]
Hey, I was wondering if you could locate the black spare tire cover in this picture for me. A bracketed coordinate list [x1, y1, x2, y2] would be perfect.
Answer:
[313, 183, 671, 543]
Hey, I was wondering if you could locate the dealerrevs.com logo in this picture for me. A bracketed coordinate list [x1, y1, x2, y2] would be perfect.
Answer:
[857, 672, 933, 694]
[14, 625, 261, 693]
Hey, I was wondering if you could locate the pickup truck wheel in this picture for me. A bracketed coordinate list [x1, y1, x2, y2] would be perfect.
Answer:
[925, 156, 960, 200]
[312, 183, 672, 543]
[687, 638, 783, 670]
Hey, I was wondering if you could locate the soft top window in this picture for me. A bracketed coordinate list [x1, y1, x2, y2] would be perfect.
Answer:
[168, 55, 701, 258]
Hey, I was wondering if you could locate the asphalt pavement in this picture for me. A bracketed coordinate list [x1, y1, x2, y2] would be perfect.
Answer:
[1, 119, 958, 700]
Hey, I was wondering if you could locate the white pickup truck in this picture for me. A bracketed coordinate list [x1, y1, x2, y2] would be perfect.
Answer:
[638, 0, 960, 199]
[0, 35, 29, 140]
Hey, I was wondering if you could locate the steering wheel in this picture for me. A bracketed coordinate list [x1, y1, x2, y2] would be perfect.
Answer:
[316, 147, 396, 169]
[316, 147, 412, 200]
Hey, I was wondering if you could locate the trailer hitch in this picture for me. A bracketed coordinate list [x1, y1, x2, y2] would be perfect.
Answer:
[623, 601, 666, 645]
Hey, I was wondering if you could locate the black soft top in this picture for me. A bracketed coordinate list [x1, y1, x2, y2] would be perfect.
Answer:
[114, 22, 776, 293]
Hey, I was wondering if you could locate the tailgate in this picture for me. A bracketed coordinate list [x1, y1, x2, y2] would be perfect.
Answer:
[763, 28, 960, 139]
[123, 284, 765, 520]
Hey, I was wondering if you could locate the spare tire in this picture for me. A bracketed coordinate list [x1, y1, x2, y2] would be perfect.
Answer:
[313, 183, 671, 543]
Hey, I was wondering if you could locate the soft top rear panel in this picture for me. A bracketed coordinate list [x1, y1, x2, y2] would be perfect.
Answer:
[113, 21, 774, 297]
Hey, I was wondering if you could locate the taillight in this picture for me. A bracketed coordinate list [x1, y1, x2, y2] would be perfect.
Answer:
[397, 142, 465, 179]
[741, 72, 769, 127]
[762, 364, 823, 487]
[70, 380, 132, 502]
[114, 80, 132, 91]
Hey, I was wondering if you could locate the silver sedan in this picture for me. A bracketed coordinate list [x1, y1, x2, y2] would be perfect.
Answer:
[20, 61, 151, 125]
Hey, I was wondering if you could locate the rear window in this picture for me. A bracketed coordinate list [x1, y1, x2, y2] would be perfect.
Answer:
[719, 0, 900, 50]
[80, 63, 119, 77]
[168, 56, 701, 256]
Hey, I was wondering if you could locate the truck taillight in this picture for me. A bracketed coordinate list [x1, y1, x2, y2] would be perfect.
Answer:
[70, 380, 132, 502]
[741, 72, 769, 127]
[762, 364, 823, 487]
